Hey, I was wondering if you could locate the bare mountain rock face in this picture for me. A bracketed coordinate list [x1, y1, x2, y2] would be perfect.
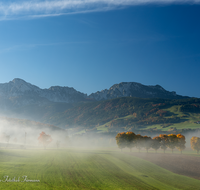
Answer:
[89, 82, 187, 101]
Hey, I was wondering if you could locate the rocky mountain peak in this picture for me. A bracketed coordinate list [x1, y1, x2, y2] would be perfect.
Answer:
[89, 82, 186, 101]
[12, 78, 26, 84]
[9, 78, 40, 93]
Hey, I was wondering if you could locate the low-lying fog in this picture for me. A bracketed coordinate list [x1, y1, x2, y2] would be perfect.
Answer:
[0, 117, 199, 150]
[0, 119, 117, 149]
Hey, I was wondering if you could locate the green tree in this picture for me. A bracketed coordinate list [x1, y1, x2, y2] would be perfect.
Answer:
[190, 136, 200, 154]
[152, 136, 161, 153]
[135, 134, 143, 153]
[143, 136, 152, 153]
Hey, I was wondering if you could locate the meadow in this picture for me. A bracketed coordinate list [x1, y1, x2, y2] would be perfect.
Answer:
[0, 148, 200, 189]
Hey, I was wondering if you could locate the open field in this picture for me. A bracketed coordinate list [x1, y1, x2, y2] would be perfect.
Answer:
[0, 149, 200, 189]
[129, 152, 200, 180]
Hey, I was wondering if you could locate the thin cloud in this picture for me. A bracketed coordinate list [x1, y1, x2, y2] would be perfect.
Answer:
[0, 41, 91, 54]
[0, 0, 199, 20]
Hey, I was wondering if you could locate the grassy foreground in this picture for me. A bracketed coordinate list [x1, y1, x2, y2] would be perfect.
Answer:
[0, 149, 200, 189]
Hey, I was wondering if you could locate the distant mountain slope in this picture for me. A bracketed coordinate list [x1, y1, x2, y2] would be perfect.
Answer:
[89, 82, 188, 100]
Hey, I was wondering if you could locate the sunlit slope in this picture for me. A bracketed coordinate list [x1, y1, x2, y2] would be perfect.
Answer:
[9, 97, 200, 131]
[0, 149, 200, 189]
[44, 97, 200, 131]
[98, 104, 200, 132]
[145, 105, 200, 131]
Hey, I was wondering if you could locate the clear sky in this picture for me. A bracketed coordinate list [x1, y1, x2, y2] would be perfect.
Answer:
[0, 0, 200, 97]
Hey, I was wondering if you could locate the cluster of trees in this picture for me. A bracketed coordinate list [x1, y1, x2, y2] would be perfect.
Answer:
[115, 132, 186, 153]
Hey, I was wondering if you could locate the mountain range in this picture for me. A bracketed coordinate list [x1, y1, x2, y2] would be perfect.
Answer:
[0, 78, 189, 109]
[0, 78, 199, 133]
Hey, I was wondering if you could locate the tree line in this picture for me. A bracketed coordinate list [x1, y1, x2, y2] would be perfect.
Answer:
[115, 132, 186, 153]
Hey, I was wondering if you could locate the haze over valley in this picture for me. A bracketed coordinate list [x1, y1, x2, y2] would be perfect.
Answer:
[0, 78, 200, 146]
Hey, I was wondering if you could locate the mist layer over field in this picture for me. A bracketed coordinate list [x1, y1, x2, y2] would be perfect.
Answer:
[0, 114, 199, 151]
[0, 148, 200, 190]
[0, 117, 118, 149]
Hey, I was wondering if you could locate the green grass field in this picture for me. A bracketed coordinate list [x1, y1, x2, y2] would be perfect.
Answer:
[0, 148, 200, 190]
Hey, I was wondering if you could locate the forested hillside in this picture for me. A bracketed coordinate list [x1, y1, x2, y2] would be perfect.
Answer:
[34, 97, 200, 132]
[4, 97, 200, 133]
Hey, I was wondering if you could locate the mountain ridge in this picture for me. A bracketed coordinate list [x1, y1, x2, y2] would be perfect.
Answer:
[88, 82, 182, 100]
[0, 78, 190, 109]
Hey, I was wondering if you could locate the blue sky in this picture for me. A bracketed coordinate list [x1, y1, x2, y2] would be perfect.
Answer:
[0, 0, 200, 97]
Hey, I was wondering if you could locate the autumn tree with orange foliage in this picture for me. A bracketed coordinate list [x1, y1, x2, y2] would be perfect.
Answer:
[126, 131, 136, 152]
[159, 134, 168, 153]
[190, 136, 200, 154]
[167, 134, 178, 153]
[115, 132, 127, 151]
[176, 134, 186, 154]
[38, 131, 53, 149]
